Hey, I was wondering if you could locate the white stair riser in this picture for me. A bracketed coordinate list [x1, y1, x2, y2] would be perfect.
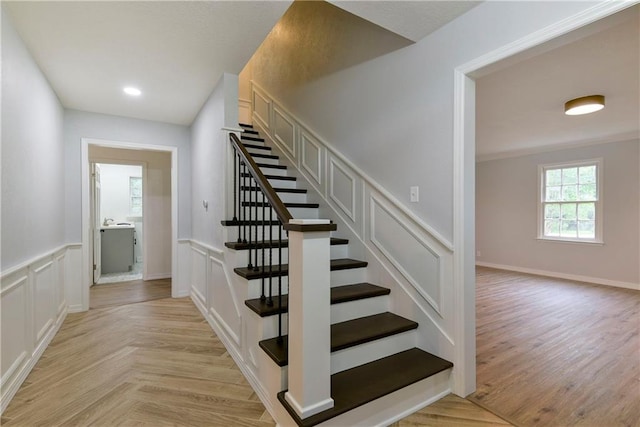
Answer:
[330, 330, 416, 375]
[331, 295, 389, 323]
[257, 312, 289, 339]
[226, 226, 287, 243]
[247, 276, 289, 299]
[248, 156, 279, 165]
[227, 245, 347, 268]
[257, 166, 288, 176]
[330, 268, 367, 286]
[242, 191, 307, 204]
[236, 206, 319, 221]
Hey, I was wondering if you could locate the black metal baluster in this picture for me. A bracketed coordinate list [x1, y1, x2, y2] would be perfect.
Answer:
[267, 204, 273, 307]
[242, 163, 248, 244]
[253, 186, 259, 272]
[238, 159, 244, 243]
[232, 148, 238, 222]
[247, 177, 253, 269]
[277, 220, 283, 342]
[260, 192, 266, 302]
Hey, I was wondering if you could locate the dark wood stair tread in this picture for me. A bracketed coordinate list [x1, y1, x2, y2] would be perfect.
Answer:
[245, 282, 388, 317]
[239, 123, 254, 128]
[234, 258, 367, 280]
[241, 135, 264, 142]
[250, 152, 279, 160]
[241, 173, 295, 181]
[259, 312, 417, 366]
[277, 348, 453, 427]
[221, 219, 281, 226]
[241, 186, 307, 194]
[241, 201, 319, 209]
[256, 163, 287, 170]
[227, 237, 348, 251]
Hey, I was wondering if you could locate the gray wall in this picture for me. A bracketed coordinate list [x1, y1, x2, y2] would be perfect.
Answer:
[63, 109, 191, 242]
[1, 9, 65, 270]
[477, 140, 639, 285]
[242, 1, 601, 242]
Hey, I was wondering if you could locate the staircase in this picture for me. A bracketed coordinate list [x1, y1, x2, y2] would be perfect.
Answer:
[221, 123, 453, 426]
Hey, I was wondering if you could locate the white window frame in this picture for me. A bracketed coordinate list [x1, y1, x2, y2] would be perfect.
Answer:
[537, 158, 603, 244]
[129, 176, 143, 217]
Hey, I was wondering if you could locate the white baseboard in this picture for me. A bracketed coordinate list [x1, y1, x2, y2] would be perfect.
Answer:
[476, 262, 640, 291]
[144, 273, 171, 281]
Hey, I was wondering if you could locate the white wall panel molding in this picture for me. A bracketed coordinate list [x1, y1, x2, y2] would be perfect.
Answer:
[273, 107, 297, 159]
[369, 196, 444, 315]
[250, 81, 453, 251]
[252, 88, 271, 132]
[239, 98, 252, 125]
[1, 245, 75, 414]
[189, 245, 207, 306]
[300, 131, 323, 189]
[209, 254, 242, 346]
[329, 157, 357, 223]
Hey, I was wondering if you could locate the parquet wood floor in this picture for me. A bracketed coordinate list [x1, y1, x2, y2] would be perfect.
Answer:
[3, 287, 509, 426]
[471, 267, 640, 427]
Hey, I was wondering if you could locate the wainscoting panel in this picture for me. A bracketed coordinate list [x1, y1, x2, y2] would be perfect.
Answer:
[329, 156, 358, 224]
[253, 90, 271, 131]
[209, 255, 241, 346]
[190, 246, 207, 306]
[1, 273, 29, 393]
[273, 107, 296, 159]
[1, 245, 73, 414]
[239, 99, 252, 125]
[32, 260, 55, 343]
[301, 130, 323, 189]
[55, 252, 66, 316]
[370, 196, 442, 314]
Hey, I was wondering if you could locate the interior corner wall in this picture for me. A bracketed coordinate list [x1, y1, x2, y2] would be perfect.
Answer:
[476, 140, 640, 285]
[245, 1, 603, 243]
[1, 8, 65, 271]
[190, 74, 230, 250]
[63, 109, 192, 243]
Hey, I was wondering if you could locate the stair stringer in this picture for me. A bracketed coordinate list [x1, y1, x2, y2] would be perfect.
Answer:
[250, 109, 459, 391]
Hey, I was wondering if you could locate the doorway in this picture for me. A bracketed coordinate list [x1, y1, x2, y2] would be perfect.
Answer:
[81, 138, 179, 311]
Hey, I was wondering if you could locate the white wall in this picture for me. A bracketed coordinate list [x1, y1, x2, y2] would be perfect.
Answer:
[190, 73, 238, 250]
[1, 7, 65, 271]
[1, 8, 79, 413]
[63, 109, 191, 242]
[98, 164, 142, 223]
[90, 148, 172, 279]
[242, 1, 607, 243]
[476, 140, 640, 287]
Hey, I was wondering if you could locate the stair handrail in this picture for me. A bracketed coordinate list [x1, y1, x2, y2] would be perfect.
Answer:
[230, 133, 293, 225]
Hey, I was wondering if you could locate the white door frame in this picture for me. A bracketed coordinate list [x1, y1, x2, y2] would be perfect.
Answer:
[81, 138, 179, 311]
[451, 1, 634, 396]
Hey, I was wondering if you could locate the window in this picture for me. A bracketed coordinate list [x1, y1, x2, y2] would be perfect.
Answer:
[538, 159, 602, 243]
[130, 176, 142, 216]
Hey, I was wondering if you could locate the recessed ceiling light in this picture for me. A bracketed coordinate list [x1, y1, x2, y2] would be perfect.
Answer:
[123, 86, 142, 96]
[564, 95, 604, 115]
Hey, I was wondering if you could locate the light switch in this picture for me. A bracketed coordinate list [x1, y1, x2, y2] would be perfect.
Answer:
[410, 186, 419, 203]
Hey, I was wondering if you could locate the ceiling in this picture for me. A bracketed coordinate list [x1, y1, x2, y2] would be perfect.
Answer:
[476, 5, 639, 161]
[3, 1, 292, 125]
[3, 1, 479, 126]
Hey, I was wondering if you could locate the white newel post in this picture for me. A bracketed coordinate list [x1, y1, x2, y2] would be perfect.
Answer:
[284, 219, 335, 419]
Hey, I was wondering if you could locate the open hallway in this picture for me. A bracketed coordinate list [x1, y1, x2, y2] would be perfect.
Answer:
[471, 267, 640, 427]
[2, 289, 510, 426]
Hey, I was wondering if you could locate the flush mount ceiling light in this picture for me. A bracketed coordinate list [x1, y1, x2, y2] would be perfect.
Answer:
[123, 86, 142, 96]
[564, 95, 605, 115]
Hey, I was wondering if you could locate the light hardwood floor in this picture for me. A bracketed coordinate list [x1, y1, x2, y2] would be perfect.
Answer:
[3, 287, 510, 426]
[90, 277, 171, 309]
[471, 267, 640, 427]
